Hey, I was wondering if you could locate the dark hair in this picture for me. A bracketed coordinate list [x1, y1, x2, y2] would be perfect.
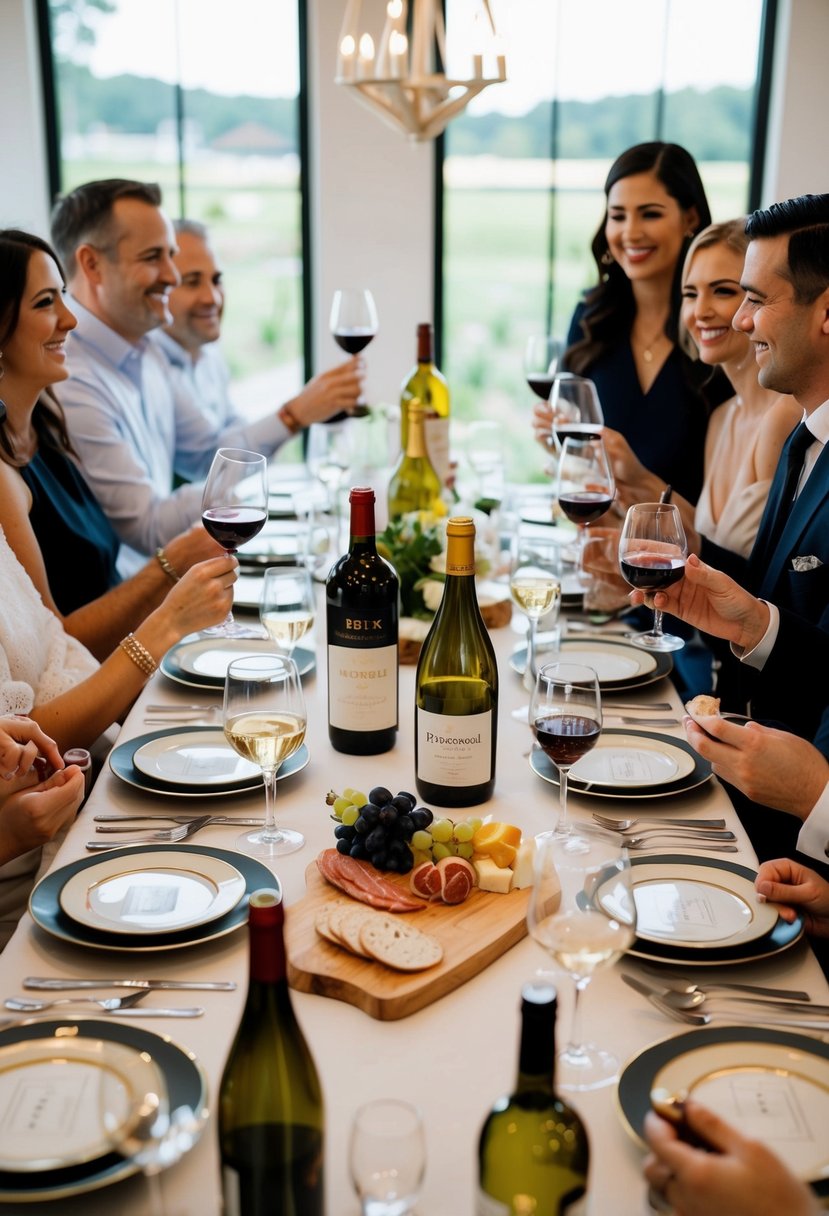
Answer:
[746, 194, 829, 305]
[566, 142, 712, 375]
[0, 229, 76, 467]
[50, 178, 163, 273]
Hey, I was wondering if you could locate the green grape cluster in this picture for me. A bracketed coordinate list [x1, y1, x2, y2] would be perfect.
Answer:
[325, 786, 434, 874]
[410, 816, 483, 866]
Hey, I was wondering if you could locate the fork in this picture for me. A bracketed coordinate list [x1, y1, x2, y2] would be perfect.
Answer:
[592, 813, 728, 831]
[621, 975, 829, 1030]
[85, 816, 213, 850]
[5, 989, 150, 1013]
[605, 826, 735, 842]
[94, 815, 264, 832]
[639, 967, 810, 1002]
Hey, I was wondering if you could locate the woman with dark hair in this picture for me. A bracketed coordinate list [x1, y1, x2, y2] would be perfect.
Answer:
[0, 228, 222, 659]
[534, 142, 729, 504]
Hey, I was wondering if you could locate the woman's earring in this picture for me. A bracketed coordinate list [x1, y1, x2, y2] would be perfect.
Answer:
[601, 250, 614, 266]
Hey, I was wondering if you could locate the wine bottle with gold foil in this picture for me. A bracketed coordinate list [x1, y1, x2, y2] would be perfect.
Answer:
[326, 486, 399, 755]
[477, 982, 589, 1215]
[400, 322, 451, 489]
[387, 399, 443, 522]
[219, 889, 325, 1216]
[415, 517, 497, 806]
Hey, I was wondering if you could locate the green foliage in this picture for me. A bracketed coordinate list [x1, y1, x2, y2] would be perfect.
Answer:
[377, 516, 444, 619]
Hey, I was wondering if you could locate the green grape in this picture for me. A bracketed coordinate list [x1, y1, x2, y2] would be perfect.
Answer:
[332, 796, 353, 819]
[448, 841, 460, 856]
[341, 805, 360, 827]
[431, 818, 453, 844]
[342, 787, 357, 800]
[453, 821, 474, 843]
[410, 848, 432, 867]
[411, 829, 433, 851]
[351, 790, 368, 808]
[468, 817, 483, 833]
[457, 842, 474, 860]
[432, 841, 452, 861]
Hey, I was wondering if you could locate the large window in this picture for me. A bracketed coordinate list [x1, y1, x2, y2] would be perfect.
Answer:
[441, 0, 770, 481]
[42, 0, 305, 421]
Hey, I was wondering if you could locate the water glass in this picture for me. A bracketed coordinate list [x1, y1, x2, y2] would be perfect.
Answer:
[349, 1099, 425, 1216]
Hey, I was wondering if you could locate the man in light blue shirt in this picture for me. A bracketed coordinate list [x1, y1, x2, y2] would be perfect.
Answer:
[51, 180, 362, 575]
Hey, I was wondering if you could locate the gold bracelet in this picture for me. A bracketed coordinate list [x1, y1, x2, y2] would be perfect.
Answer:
[155, 547, 181, 583]
[278, 402, 303, 434]
[119, 633, 157, 677]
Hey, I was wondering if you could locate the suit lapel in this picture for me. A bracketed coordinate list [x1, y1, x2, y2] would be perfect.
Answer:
[757, 442, 829, 599]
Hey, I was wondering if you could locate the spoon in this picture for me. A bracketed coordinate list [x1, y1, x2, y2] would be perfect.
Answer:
[640, 968, 810, 1002]
[5, 989, 150, 1013]
[630, 982, 829, 1017]
[622, 975, 829, 1030]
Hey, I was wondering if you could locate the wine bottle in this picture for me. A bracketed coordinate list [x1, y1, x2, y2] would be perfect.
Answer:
[326, 486, 399, 755]
[219, 889, 325, 1216]
[387, 399, 443, 522]
[415, 516, 497, 806]
[400, 322, 451, 489]
[477, 982, 589, 1215]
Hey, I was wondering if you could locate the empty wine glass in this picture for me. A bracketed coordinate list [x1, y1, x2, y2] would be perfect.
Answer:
[223, 653, 307, 857]
[201, 447, 268, 637]
[618, 502, 688, 651]
[549, 374, 604, 451]
[509, 530, 562, 691]
[349, 1099, 425, 1216]
[528, 829, 636, 1090]
[306, 420, 354, 552]
[466, 420, 505, 505]
[524, 334, 566, 402]
[556, 435, 615, 580]
[260, 565, 315, 657]
[330, 287, 378, 417]
[530, 661, 601, 835]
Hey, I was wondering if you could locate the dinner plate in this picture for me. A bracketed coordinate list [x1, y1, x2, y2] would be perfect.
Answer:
[234, 518, 304, 568]
[133, 729, 261, 788]
[625, 854, 803, 965]
[595, 856, 777, 950]
[529, 730, 712, 800]
[30, 844, 276, 952]
[510, 637, 672, 689]
[233, 572, 267, 611]
[59, 849, 247, 936]
[161, 634, 315, 689]
[109, 727, 309, 799]
[617, 1026, 829, 1198]
[0, 1018, 206, 1203]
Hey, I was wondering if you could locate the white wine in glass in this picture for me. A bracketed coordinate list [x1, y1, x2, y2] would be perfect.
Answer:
[202, 447, 268, 638]
[509, 531, 562, 689]
[224, 654, 307, 857]
[260, 565, 315, 656]
[528, 829, 636, 1091]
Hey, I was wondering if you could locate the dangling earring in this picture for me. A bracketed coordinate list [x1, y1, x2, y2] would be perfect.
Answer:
[601, 250, 614, 266]
[0, 353, 6, 424]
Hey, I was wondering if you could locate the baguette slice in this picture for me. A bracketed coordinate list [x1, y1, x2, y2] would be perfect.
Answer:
[360, 914, 443, 972]
[685, 694, 720, 718]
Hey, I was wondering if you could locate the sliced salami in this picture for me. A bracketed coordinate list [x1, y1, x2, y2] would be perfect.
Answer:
[316, 849, 424, 912]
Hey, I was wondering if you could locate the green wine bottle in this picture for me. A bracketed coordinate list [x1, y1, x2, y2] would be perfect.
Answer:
[219, 889, 325, 1216]
[415, 516, 498, 806]
[387, 399, 443, 522]
[477, 982, 589, 1215]
[400, 322, 451, 489]
[326, 486, 399, 755]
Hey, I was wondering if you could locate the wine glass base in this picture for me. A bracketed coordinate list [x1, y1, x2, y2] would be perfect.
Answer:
[628, 630, 685, 652]
[202, 620, 261, 639]
[557, 1043, 619, 1091]
[236, 827, 305, 858]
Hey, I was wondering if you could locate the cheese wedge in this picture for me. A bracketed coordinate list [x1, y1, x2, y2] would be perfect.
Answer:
[473, 822, 522, 868]
[511, 839, 536, 890]
[474, 856, 514, 893]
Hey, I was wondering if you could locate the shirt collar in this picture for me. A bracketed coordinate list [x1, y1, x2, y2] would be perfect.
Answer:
[68, 296, 148, 382]
[804, 398, 829, 447]
[152, 328, 192, 370]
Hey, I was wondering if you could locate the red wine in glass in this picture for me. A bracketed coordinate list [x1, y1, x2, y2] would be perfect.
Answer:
[534, 713, 601, 767]
[527, 372, 557, 400]
[329, 289, 378, 421]
[558, 492, 614, 526]
[333, 329, 374, 355]
[618, 503, 689, 651]
[554, 423, 603, 445]
[202, 507, 267, 552]
[619, 553, 686, 591]
[201, 447, 268, 638]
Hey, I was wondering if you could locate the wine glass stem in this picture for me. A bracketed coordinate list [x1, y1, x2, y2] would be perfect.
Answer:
[557, 765, 570, 833]
[146, 1169, 166, 1216]
[567, 977, 591, 1060]
[261, 766, 282, 844]
[652, 607, 664, 638]
[526, 618, 539, 684]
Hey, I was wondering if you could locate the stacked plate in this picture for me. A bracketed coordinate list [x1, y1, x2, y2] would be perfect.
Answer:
[29, 843, 275, 952]
[109, 726, 309, 799]
[618, 1026, 829, 1199]
[161, 634, 315, 689]
[0, 1017, 207, 1201]
[511, 636, 672, 689]
[530, 729, 712, 801]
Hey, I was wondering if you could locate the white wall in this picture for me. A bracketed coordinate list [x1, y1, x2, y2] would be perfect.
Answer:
[0, 0, 50, 235]
[763, 0, 829, 203]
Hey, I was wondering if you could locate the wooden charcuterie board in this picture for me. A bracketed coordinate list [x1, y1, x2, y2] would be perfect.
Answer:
[285, 861, 531, 1021]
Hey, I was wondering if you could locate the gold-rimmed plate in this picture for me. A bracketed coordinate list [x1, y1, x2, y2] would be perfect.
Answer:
[529, 729, 712, 800]
[510, 637, 672, 689]
[161, 634, 315, 689]
[132, 729, 260, 788]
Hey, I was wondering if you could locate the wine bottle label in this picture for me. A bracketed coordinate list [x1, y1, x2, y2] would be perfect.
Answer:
[328, 643, 398, 730]
[222, 1166, 242, 1216]
[424, 414, 451, 487]
[416, 708, 492, 785]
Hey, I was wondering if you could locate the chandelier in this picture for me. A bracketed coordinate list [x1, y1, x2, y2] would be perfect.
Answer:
[335, 0, 507, 142]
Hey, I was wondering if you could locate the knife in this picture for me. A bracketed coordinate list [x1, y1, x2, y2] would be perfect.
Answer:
[94, 814, 264, 823]
[95, 818, 265, 832]
[25, 977, 237, 990]
[85, 814, 213, 850]
[107, 1006, 205, 1017]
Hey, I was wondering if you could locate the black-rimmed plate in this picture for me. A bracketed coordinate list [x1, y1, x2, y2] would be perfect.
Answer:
[625, 854, 803, 965]
[0, 1018, 206, 1203]
[29, 844, 275, 952]
[510, 636, 672, 689]
[109, 727, 309, 799]
[617, 1026, 829, 1198]
[529, 729, 712, 800]
[161, 634, 315, 689]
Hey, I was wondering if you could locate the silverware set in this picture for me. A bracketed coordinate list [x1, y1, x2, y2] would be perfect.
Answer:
[1, 976, 238, 1020]
[587, 813, 737, 851]
[86, 813, 265, 850]
[622, 973, 829, 1031]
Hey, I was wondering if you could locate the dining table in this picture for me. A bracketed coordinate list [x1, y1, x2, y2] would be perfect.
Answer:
[3, 572, 829, 1216]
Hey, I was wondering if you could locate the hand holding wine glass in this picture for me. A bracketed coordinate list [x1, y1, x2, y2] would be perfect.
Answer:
[260, 565, 315, 656]
[201, 447, 268, 637]
[528, 829, 636, 1091]
[223, 654, 307, 857]
[529, 661, 601, 835]
[618, 503, 688, 651]
[556, 435, 615, 580]
[330, 288, 378, 418]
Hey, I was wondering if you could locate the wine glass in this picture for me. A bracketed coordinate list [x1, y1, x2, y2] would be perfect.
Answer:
[306, 421, 353, 553]
[223, 653, 307, 857]
[201, 447, 268, 637]
[528, 829, 636, 1091]
[618, 502, 688, 651]
[466, 420, 505, 506]
[260, 565, 315, 657]
[509, 530, 562, 692]
[529, 661, 602, 835]
[556, 435, 615, 581]
[330, 287, 378, 417]
[524, 334, 565, 402]
[349, 1099, 425, 1216]
[549, 374, 604, 451]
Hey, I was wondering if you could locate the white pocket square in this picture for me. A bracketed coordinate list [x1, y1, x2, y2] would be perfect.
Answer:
[791, 555, 823, 571]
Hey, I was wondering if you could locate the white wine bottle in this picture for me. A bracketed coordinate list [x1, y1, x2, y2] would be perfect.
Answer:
[326, 486, 399, 754]
[477, 982, 589, 1215]
[415, 516, 497, 806]
[400, 322, 451, 489]
[219, 889, 325, 1216]
[387, 399, 443, 522]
